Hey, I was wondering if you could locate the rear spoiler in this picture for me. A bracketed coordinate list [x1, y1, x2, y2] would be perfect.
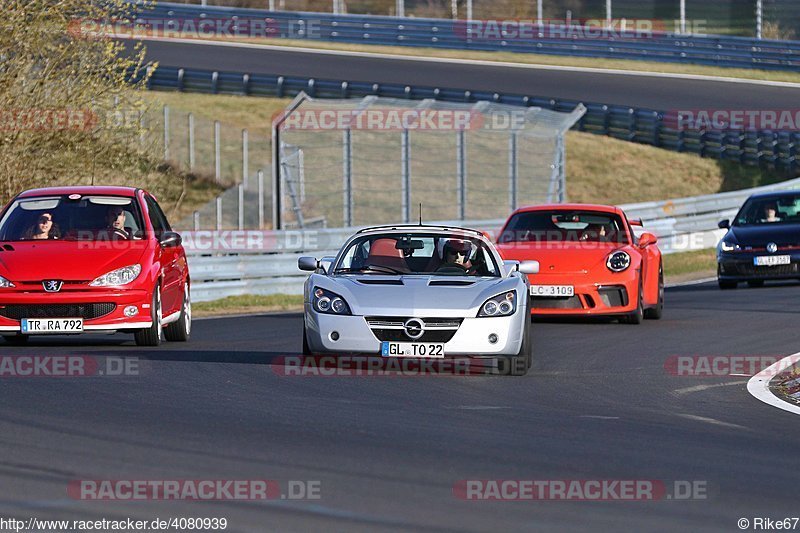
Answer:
[629, 218, 644, 227]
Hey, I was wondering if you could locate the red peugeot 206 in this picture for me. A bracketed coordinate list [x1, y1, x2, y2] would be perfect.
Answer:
[0, 186, 191, 346]
[496, 204, 663, 324]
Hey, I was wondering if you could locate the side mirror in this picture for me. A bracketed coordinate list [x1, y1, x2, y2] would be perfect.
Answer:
[638, 232, 658, 247]
[298, 256, 319, 272]
[718, 219, 730, 229]
[518, 260, 539, 274]
[629, 218, 644, 227]
[160, 231, 182, 248]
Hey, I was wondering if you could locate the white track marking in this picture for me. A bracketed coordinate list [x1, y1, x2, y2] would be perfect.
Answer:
[121, 35, 800, 89]
[675, 413, 749, 430]
[672, 381, 746, 396]
[665, 277, 717, 288]
[747, 352, 800, 416]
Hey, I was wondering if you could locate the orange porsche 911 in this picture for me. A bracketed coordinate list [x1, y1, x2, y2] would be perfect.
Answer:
[495, 204, 663, 324]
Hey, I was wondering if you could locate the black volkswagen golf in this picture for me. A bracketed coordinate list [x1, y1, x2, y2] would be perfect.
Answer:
[717, 190, 800, 289]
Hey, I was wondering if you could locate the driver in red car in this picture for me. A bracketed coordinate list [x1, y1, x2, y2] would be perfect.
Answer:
[105, 206, 131, 239]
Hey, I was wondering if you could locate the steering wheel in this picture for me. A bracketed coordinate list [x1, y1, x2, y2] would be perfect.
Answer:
[435, 263, 468, 274]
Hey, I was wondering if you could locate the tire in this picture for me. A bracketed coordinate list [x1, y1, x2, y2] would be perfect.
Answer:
[718, 279, 738, 290]
[2, 335, 29, 345]
[747, 280, 765, 288]
[505, 316, 531, 376]
[134, 285, 162, 347]
[164, 282, 191, 342]
[302, 322, 313, 356]
[621, 277, 644, 325]
[644, 264, 664, 320]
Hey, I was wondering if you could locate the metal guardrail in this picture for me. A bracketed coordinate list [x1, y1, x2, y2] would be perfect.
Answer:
[141, 3, 800, 71]
[141, 65, 800, 172]
[185, 177, 800, 302]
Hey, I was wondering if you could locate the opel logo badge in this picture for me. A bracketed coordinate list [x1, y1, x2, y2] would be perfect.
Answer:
[767, 242, 778, 253]
[403, 318, 425, 340]
[43, 280, 63, 292]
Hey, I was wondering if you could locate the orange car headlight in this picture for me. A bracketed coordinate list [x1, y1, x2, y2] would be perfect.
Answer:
[606, 251, 631, 273]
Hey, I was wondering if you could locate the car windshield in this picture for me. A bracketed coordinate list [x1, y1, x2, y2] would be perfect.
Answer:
[335, 232, 501, 276]
[734, 195, 800, 226]
[0, 195, 145, 241]
[498, 210, 629, 244]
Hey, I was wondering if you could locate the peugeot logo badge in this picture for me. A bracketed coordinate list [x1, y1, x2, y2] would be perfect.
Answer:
[403, 318, 425, 340]
[767, 242, 778, 253]
[42, 280, 63, 293]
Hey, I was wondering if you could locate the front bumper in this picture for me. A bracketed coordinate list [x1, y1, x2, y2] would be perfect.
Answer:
[304, 304, 526, 356]
[527, 272, 639, 316]
[717, 251, 800, 281]
[0, 289, 152, 334]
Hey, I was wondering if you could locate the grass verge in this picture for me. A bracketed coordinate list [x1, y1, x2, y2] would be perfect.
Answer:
[663, 248, 717, 283]
[193, 293, 304, 317]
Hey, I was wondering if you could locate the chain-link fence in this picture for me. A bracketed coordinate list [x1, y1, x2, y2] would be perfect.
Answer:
[273, 93, 584, 229]
[143, 105, 273, 230]
[165, 0, 796, 38]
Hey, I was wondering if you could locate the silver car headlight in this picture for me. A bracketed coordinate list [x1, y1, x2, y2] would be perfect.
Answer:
[0, 275, 14, 288]
[719, 239, 740, 252]
[606, 251, 631, 273]
[313, 287, 351, 315]
[478, 291, 516, 317]
[89, 264, 142, 287]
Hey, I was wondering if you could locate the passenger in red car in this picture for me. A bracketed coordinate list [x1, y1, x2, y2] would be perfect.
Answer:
[22, 213, 60, 240]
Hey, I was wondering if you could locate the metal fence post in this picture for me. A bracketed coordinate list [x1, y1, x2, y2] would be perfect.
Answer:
[605, 0, 612, 29]
[216, 197, 222, 230]
[188, 113, 195, 170]
[238, 184, 245, 230]
[343, 128, 353, 226]
[214, 120, 221, 183]
[258, 169, 265, 229]
[466, 0, 472, 21]
[679, 0, 686, 34]
[537, 0, 543, 26]
[396, 0, 404, 17]
[242, 129, 249, 188]
[269, 0, 275, 10]
[457, 129, 466, 220]
[508, 133, 518, 212]
[163, 105, 169, 160]
[138, 110, 146, 149]
[756, 0, 763, 39]
[401, 128, 410, 223]
[193, 211, 200, 231]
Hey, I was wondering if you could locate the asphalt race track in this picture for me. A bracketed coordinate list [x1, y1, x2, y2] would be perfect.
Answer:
[134, 39, 800, 110]
[0, 281, 797, 532]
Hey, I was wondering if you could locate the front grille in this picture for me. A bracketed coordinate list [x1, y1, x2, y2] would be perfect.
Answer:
[531, 296, 584, 309]
[0, 303, 116, 320]
[598, 286, 628, 308]
[730, 263, 799, 276]
[365, 316, 463, 343]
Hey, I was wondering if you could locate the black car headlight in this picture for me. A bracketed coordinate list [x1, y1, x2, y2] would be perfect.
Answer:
[312, 287, 351, 315]
[606, 251, 631, 273]
[478, 291, 516, 317]
[719, 239, 740, 252]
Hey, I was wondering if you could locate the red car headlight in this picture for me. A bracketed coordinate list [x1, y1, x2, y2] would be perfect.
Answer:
[89, 264, 142, 287]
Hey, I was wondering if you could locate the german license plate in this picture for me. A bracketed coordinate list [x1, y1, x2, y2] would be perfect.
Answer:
[530, 285, 575, 297]
[754, 255, 791, 266]
[381, 341, 445, 358]
[21, 318, 84, 334]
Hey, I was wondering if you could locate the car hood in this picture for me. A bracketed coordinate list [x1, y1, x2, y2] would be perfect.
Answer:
[496, 241, 630, 274]
[0, 241, 150, 282]
[727, 224, 800, 247]
[312, 274, 521, 317]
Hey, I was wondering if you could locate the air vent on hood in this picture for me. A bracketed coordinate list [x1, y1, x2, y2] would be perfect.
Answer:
[356, 279, 404, 285]
[1, 244, 13, 251]
[428, 280, 475, 286]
